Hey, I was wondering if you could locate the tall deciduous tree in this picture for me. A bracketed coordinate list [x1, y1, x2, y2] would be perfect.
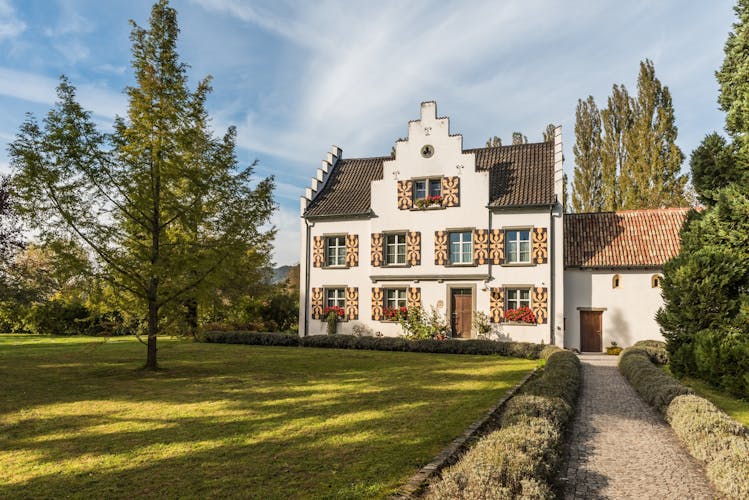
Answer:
[511, 132, 527, 145]
[571, 96, 603, 212]
[542, 123, 556, 143]
[599, 84, 632, 211]
[485, 136, 502, 147]
[9, 0, 275, 369]
[621, 59, 687, 208]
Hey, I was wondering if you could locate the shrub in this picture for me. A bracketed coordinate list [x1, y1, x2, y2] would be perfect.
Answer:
[26, 298, 92, 335]
[200, 332, 546, 358]
[202, 331, 300, 347]
[633, 340, 669, 364]
[428, 347, 580, 498]
[619, 349, 749, 498]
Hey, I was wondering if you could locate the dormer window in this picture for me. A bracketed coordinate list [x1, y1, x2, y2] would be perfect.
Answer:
[413, 178, 442, 204]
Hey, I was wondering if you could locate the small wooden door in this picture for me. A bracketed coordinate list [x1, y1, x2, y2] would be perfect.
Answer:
[580, 311, 603, 352]
[450, 289, 473, 338]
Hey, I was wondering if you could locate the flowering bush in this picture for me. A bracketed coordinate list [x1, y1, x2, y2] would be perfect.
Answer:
[323, 306, 345, 319]
[383, 306, 408, 321]
[414, 195, 443, 209]
[504, 307, 536, 324]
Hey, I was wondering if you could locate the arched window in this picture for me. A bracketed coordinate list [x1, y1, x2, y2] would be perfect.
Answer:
[612, 274, 621, 289]
[651, 275, 662, 288]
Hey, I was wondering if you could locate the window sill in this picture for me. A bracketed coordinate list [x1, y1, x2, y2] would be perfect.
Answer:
[445, 263, 478, 268]
[502, 321, 537, 327]
[322, 265, 350, 270]
[409, 205, 445, 211]
[382, 264, 410, 269]
[500, 262, 535, 267]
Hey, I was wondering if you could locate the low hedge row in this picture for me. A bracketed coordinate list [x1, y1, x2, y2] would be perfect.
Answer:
[428, 347, 581, 499]
[200, 331, 546, 359]
[632, 339, 669, 365]
[619, 347, 749, 498]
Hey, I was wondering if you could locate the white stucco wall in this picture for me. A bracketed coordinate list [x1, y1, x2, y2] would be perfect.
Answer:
[301, 102, 558, 344]
[563, 269, 665, 350]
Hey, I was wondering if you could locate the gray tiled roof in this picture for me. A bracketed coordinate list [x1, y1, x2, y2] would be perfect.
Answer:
[303, 156, 386, 217]
[303, 142, 555, 218]
[468, 141, 556, 207]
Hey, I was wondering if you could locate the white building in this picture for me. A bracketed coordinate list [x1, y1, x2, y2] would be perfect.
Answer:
[298, 102, 686, 351]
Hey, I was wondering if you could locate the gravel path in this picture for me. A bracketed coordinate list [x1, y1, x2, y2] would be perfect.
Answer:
[562, 354, 714, 499]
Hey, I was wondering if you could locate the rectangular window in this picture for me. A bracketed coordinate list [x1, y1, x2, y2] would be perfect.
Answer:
[385, 288, 407, 309]
[326, 236, 346, 266]
[506, 288, 531, 310]
[506, 229, 531, 264]
[325, 288, 346, 308]
[385, 233, 407, 265]
[449, 231, 473, 264]
[413, 178, 442, 202]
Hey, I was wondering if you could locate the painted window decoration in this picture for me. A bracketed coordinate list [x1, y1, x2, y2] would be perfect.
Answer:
[449, 231, 473, 265]
[531, 227, 548, 264]
[612, 274, 621, 289]
[385, 233, 407, 265]
[325, 236, 346, 267]
[531, 287, 549, 324]
[473, 229, 489, 265]
[406, 231, 421, 266]
[310, 287, 324, 320]
[371, 233, 384, 267]
[506, 229, 531, 264]
[489, 288, 504, 323]
[312, 236, 325, 267]
[441, 176, 460, 207]
[345, 287, 359, 320]
[413, 178, 443, 208]
[489, 229, 505, 265]
[651, 275, 662, 288]
[345, 234, 359, 267]
[397, 180, 414, 210]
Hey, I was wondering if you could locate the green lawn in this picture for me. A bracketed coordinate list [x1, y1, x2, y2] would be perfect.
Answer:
[678, 374, 749, 427]
[0, 335, 535, 499]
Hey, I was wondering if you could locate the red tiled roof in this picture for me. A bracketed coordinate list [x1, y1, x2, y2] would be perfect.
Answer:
[564, 208, 689, 268]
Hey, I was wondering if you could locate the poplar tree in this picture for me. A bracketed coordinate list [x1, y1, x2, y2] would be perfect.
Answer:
[9, 0, 275, 369]
[485, 136, 502, 147]
[542, 123, 556, 142]
[571, 96, 603, 212]
[621, 60, 687, 208]
[599, 84, 632, 211]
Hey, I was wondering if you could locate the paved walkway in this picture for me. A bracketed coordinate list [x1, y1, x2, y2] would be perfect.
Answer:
[562, 354, 714, 499]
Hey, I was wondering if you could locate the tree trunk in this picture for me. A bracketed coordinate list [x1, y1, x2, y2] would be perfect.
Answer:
[185, 298, 198, 339]
[145, 278, 159, 370]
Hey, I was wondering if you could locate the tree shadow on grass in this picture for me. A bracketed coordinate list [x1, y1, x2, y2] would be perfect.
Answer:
[0, 342, 535, 498]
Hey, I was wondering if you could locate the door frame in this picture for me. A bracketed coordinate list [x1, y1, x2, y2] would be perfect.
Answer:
[579, 309, 603, 352]
[446, 284, 476, 338]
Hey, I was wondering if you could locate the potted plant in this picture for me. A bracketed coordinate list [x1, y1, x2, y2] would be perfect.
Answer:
[427, 194, 443, 206]
[323, 306, 345, 334]
[503, 306, 536, 324]
[606, 341, 622, 355]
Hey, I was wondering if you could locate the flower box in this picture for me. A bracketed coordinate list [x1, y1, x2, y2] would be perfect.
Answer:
[503, 306, 536, 324]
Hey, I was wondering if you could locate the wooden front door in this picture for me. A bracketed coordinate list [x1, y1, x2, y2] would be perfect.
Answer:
[450, 289, 473, 338]
[580, 311, 602, 352]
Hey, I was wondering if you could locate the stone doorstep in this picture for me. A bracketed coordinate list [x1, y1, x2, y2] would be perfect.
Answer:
[390, 366, 540, 499]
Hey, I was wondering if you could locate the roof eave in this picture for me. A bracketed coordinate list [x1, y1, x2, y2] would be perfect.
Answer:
[303, 210, 374, 221]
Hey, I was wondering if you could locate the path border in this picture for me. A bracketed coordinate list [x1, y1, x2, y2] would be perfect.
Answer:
[392, 366, 539, 498]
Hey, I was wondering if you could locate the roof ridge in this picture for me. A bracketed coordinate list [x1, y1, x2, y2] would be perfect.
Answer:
[567, 207, 691, 217]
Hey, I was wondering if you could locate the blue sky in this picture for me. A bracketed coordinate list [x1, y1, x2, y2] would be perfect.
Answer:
[0, 0, 736, 265]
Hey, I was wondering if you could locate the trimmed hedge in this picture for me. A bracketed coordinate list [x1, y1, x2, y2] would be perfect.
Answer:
[428, 347, 581, 499]
[200, 331, 546, 359]
[619, 347, 749, 498]
[632, 339, 669, 365]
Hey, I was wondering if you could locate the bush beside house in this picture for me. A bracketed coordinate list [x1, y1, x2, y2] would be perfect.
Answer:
[201, 331, 546, 358]
[427, 347, 581, 499]
[619, 345, 749, 498]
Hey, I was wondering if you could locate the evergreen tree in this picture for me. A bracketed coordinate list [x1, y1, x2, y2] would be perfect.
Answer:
[717, 0, 749, 158]
[571, 96, 603, 212]
[621, 59, 687, 208]
[689, 132, 745, 206]
[486, 136, 502, 147]
[9, 0, 275, 369]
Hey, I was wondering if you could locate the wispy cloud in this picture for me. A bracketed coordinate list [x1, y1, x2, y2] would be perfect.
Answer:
[0, 0, 25, 39]
[0, 66, 127, 119]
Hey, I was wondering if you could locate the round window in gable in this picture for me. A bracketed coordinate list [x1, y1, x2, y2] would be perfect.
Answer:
[421, 144, 434, 158]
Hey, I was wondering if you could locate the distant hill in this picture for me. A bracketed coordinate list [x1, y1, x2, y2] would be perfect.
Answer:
[272, 265, 293, 284]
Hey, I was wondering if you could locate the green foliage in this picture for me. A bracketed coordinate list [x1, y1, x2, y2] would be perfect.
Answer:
[200, 332, 547, 358]
[689, 133, 745, 206]
[657, 185, 749, 395]
[573, 60, 688, 212]
[619, 348, 749, 498]
[8, 1, 275, 367]
[429, 348, 580, 499]
[717, 0, 749, 158]
[398, 306, 448, 340]
[572, 96, 603, 212]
